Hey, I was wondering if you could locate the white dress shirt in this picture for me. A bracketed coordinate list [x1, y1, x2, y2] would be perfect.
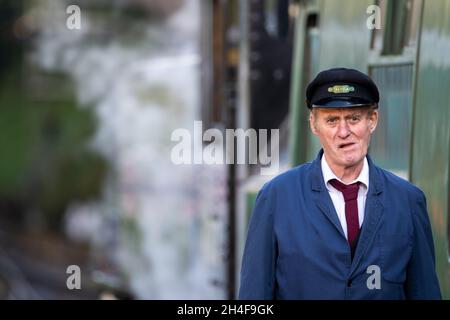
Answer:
[321, 154, 369, 239]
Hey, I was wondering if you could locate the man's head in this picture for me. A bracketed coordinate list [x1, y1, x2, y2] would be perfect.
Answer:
[306, 67, 380, 169]
[310, 106, 378, 168]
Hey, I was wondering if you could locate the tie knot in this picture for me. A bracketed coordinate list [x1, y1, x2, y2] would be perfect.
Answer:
[329, 179, 360, 201]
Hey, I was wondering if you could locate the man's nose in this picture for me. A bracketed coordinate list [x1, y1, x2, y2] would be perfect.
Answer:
[337, 121, 351, 138]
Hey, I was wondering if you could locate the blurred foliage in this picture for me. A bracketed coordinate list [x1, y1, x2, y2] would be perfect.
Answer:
[0, 0, 109, 231]
[0, 73, 108, 230]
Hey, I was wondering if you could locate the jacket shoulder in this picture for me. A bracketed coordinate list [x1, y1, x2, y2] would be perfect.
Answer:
[375, 166, 425, 200]
[262, 161, 312, 188]
[256, 161, 314, 202]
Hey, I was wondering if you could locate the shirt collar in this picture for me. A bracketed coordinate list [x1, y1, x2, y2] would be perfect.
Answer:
[321, 154, 369, 191]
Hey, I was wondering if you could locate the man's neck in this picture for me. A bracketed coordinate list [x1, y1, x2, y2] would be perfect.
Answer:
[324, 153, 365, 184]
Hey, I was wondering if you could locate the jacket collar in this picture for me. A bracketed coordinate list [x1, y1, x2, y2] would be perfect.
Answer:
[311, 149, 382, 196]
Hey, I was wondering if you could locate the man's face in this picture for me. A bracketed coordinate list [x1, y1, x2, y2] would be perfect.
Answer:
[309, 107, 378, 169]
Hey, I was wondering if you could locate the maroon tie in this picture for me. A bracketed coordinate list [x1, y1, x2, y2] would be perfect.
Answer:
[329, 179, 361, 252]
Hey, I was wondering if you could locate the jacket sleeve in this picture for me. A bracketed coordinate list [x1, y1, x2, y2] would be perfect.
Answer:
[238, 185, 277, 300]
[404, 189, 442, 299]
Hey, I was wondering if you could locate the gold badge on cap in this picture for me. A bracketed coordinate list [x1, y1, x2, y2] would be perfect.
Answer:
[327, 85, 355, 94]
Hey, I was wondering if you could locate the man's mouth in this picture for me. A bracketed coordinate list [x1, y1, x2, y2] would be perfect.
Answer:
[338, 142, 356, 149]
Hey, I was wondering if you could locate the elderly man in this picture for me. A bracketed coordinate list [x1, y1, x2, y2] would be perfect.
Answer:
[239, 67, 442, 299]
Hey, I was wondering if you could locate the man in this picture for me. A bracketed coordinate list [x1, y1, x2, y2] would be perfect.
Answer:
[239, 67, 442, 299]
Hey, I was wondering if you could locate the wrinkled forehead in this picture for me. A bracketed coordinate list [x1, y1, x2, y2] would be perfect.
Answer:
[311, 106, 372, 117]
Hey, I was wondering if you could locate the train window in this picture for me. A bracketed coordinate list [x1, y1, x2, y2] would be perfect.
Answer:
[370, 0, 422, 55]
[369, 64, 413, 180]
[403, 0, 422, 48]
[368, 0, 424, 180]
[370, 0, 387, 51]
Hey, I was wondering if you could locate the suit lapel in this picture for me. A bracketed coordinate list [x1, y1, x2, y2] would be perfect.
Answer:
[350, 155, 384, 275]
[311, 150, 346, 240]
[314, 190, 346, 239]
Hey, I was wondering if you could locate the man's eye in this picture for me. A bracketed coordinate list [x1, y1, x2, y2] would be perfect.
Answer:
[350, 116, 360, 122]
[327, 119, 336, 124]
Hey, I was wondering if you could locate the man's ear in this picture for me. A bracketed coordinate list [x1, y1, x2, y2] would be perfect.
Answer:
[369, 110, 378, 133]
[309, 112, 319, 136]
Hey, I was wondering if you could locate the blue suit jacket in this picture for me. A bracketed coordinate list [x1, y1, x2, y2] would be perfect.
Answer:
[239, 150, 442, 299]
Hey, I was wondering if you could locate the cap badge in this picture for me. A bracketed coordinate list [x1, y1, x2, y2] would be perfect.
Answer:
[327, 85, 355, 94]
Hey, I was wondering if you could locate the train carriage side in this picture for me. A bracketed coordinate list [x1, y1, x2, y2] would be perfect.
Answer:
[290, 0, 450, 298]
[238, 0, 450, 299]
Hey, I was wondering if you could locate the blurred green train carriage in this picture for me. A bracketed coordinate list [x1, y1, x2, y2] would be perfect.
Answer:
[230, 0, 450, 298]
